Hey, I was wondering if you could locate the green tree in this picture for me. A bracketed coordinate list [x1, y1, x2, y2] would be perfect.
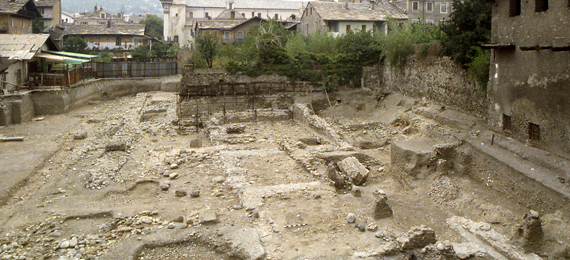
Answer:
[285, 33, 307, 58]
[63, 36, 89, 54]
[195, 32, 219, 68]
[440, 0, 492, 65]
[132, 45, 152, 61]
[139, 14, 164, 40]
[32, 18, 46, 33]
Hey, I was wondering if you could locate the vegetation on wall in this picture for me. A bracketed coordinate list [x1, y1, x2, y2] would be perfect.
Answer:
[440, 0, 492, 92]
[188, 12, 491, 92]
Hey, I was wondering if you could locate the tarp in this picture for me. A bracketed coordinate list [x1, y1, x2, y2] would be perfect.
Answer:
[36, 53, 90, 65]
[44, 51, 97, 59]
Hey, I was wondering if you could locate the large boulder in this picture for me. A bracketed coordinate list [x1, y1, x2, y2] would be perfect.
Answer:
[337, 157, 369, 185]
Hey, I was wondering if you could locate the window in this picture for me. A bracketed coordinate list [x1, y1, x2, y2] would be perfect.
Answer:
[440, 3, 447, 13]
[361, 25, 366, 31]
[310, 7, 312, 15]
[237, 32, 244, 41]
[274, 13, 279, 19]
[205, 12, 209, 18]
[509, 0, 521, 16]
[427, 2, 433, 12]
[189, 12, 193, 18]
[116, 37, 121, 46]
[426, 20, 434, 24]
[346, 24, 351, 31]
[81, 21, 88, 25]
[528, 122, 540, 142]
[502, 114, 512, 132]
[175, 13, 178, 17]
[412, 1, 419, 11]
[252, 12, 255, 17]
[258, 13, 262, 18]
[535, 0, 548, 12]
[224, 31, 230, 41]
[173, 35, 179, 43]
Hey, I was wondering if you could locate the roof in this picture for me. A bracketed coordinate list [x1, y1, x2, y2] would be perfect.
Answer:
[34, 0, 57, 7]
[182, 0, 303, 10]
[215, 9, 247, 20]
[308, 1, 407, 21]
[0, 0, 40, 17]
[44, 50, 97, 59]
[0, 34, 58, 60]
[62, 24, 147, 36]
[195, 17, 261, 30]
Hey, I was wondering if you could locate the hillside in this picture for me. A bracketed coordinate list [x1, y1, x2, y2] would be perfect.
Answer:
[62, 0, 163, 16]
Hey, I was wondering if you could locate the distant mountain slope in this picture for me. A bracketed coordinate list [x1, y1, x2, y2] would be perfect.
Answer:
[62, 0, 163, 16]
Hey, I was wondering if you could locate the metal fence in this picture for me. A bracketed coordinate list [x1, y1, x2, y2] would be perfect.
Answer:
[82, 61, 179, 79]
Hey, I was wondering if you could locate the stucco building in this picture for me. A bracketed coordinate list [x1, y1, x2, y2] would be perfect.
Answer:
[159, 0, 303, 45]
[34, 0, 61, 30]
[62, 24, 159, 51]
[390, 0, 452, 24]
[0, 0, 41, 34]
[194, 14, 262, 44]
[73, 5, 128, 26]
[485, 0, 570, 158]
[299, 1, 407, 36]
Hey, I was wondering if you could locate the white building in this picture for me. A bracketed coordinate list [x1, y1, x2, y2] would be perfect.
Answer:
[159, 0, 304, 46]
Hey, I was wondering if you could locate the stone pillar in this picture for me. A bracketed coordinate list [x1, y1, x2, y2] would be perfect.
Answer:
[373, 189, 393, 219]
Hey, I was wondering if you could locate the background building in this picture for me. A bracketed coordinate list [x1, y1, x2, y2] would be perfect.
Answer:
[159, 0, 303, 45]
[299, 1, 407, 36]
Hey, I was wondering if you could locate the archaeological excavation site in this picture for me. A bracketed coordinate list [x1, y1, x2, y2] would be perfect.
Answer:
[1, 63, 570, 260]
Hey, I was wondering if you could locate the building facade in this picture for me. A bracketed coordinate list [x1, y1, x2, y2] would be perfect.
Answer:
[0, 0, 41, 34]
[299, 1, 407, 36]
[486, 0, 570, 158]
[159, 0, 302, 45]
[62, 24, 159, 50]
[73, 5, 128, 26]
[194, 16, 262, 44]
[391, 0, 451, 24]
[34, 0, 61, 30]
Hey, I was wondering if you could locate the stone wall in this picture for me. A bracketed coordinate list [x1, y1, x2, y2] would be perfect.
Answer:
[364, 57, 488, 118]
[182, 66, 290, 88]
[0, 75, 182, 125]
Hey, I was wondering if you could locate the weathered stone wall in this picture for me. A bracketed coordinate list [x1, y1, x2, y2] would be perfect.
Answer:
[30, 75, 182, 116]
[364, 57, 488, 118]
[182, 67, 290, 88]
[0, 75, 182, 125]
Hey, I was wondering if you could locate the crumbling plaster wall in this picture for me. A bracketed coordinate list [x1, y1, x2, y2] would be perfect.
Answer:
[364, 57, 488, 118]
[487, 0, 570, 160]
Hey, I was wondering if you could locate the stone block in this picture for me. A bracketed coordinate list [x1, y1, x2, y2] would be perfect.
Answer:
[337, 157, 369, 185]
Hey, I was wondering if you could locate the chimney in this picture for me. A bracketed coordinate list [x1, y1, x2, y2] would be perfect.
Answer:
[94, 4, 97, 12]
[344, 2, 349, 10]
[369, 0, 375, 10]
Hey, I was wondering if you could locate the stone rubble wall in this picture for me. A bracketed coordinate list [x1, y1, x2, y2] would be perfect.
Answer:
[363, 57, 488, 119]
